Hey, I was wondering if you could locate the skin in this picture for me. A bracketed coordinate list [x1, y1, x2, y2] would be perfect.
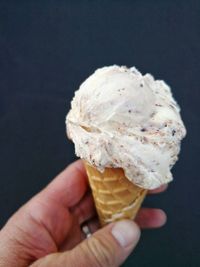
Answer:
[0, 160, 167, 267]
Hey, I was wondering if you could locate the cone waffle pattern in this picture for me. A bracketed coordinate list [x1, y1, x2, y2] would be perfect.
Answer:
[84, 162, 147, 226]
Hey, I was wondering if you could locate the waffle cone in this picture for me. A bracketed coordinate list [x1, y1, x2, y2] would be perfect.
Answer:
[84, 162, 147, 226]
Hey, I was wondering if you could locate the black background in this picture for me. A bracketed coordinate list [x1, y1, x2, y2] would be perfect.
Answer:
[0, 1, 199, 266]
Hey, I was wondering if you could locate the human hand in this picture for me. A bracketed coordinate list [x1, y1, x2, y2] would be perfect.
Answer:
[0, 160, 167, 267]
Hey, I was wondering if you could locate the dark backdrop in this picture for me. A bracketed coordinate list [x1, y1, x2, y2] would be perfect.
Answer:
[0, 1, 199, 266]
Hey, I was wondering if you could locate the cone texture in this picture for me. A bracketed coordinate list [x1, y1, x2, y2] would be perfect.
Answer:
[84, 162, 147, 226]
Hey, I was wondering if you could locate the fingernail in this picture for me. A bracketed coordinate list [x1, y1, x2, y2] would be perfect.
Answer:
[111, 220, 140, 248]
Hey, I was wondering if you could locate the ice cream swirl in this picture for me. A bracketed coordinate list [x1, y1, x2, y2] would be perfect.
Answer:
[66, 65, 186, 189]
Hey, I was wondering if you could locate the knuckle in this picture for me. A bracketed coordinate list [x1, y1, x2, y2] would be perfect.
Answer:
[82, 236, 115, 267]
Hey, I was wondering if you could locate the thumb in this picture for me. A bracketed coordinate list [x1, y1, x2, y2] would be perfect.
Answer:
[31, 220, 140, 267]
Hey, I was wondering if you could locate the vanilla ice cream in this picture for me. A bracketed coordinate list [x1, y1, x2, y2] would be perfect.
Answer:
[66, 65, 186, 189]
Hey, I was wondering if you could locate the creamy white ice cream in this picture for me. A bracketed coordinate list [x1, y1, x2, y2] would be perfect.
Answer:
[66, 65, 186, 189]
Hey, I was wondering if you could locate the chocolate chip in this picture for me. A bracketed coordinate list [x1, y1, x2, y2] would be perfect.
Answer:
[141, 128, 146, 132]
[118, 88, 125, 92]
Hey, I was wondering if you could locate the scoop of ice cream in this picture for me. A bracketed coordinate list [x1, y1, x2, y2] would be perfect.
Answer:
[66, 65, 186, 189]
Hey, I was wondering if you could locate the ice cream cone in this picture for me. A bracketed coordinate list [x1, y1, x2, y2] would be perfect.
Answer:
[84, 161, 147, 226]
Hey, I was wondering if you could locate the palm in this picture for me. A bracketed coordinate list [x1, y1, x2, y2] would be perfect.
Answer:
[9, 160, 167, 262]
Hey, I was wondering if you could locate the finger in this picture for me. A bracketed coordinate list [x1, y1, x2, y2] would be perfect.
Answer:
[32, 220, 140, 267]
[81, 217, 100, 239]
[41, 160, 88, 208]
[135, 208, 167, 229]
[59, 217, 82, 252]
[87, 217, 100, 234]
[70, 192, 96, 224]
[148, 184, 168, 194]
[69, 220, 140, 267]
[80, 217, 100, 241]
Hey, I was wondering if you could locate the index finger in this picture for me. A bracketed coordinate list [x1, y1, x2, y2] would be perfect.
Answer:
[148, 184, 168, 194]
[41, 160, 89, 208]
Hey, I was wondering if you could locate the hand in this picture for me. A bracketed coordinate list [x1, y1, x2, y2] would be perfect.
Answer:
[0, 160, 167, 267]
